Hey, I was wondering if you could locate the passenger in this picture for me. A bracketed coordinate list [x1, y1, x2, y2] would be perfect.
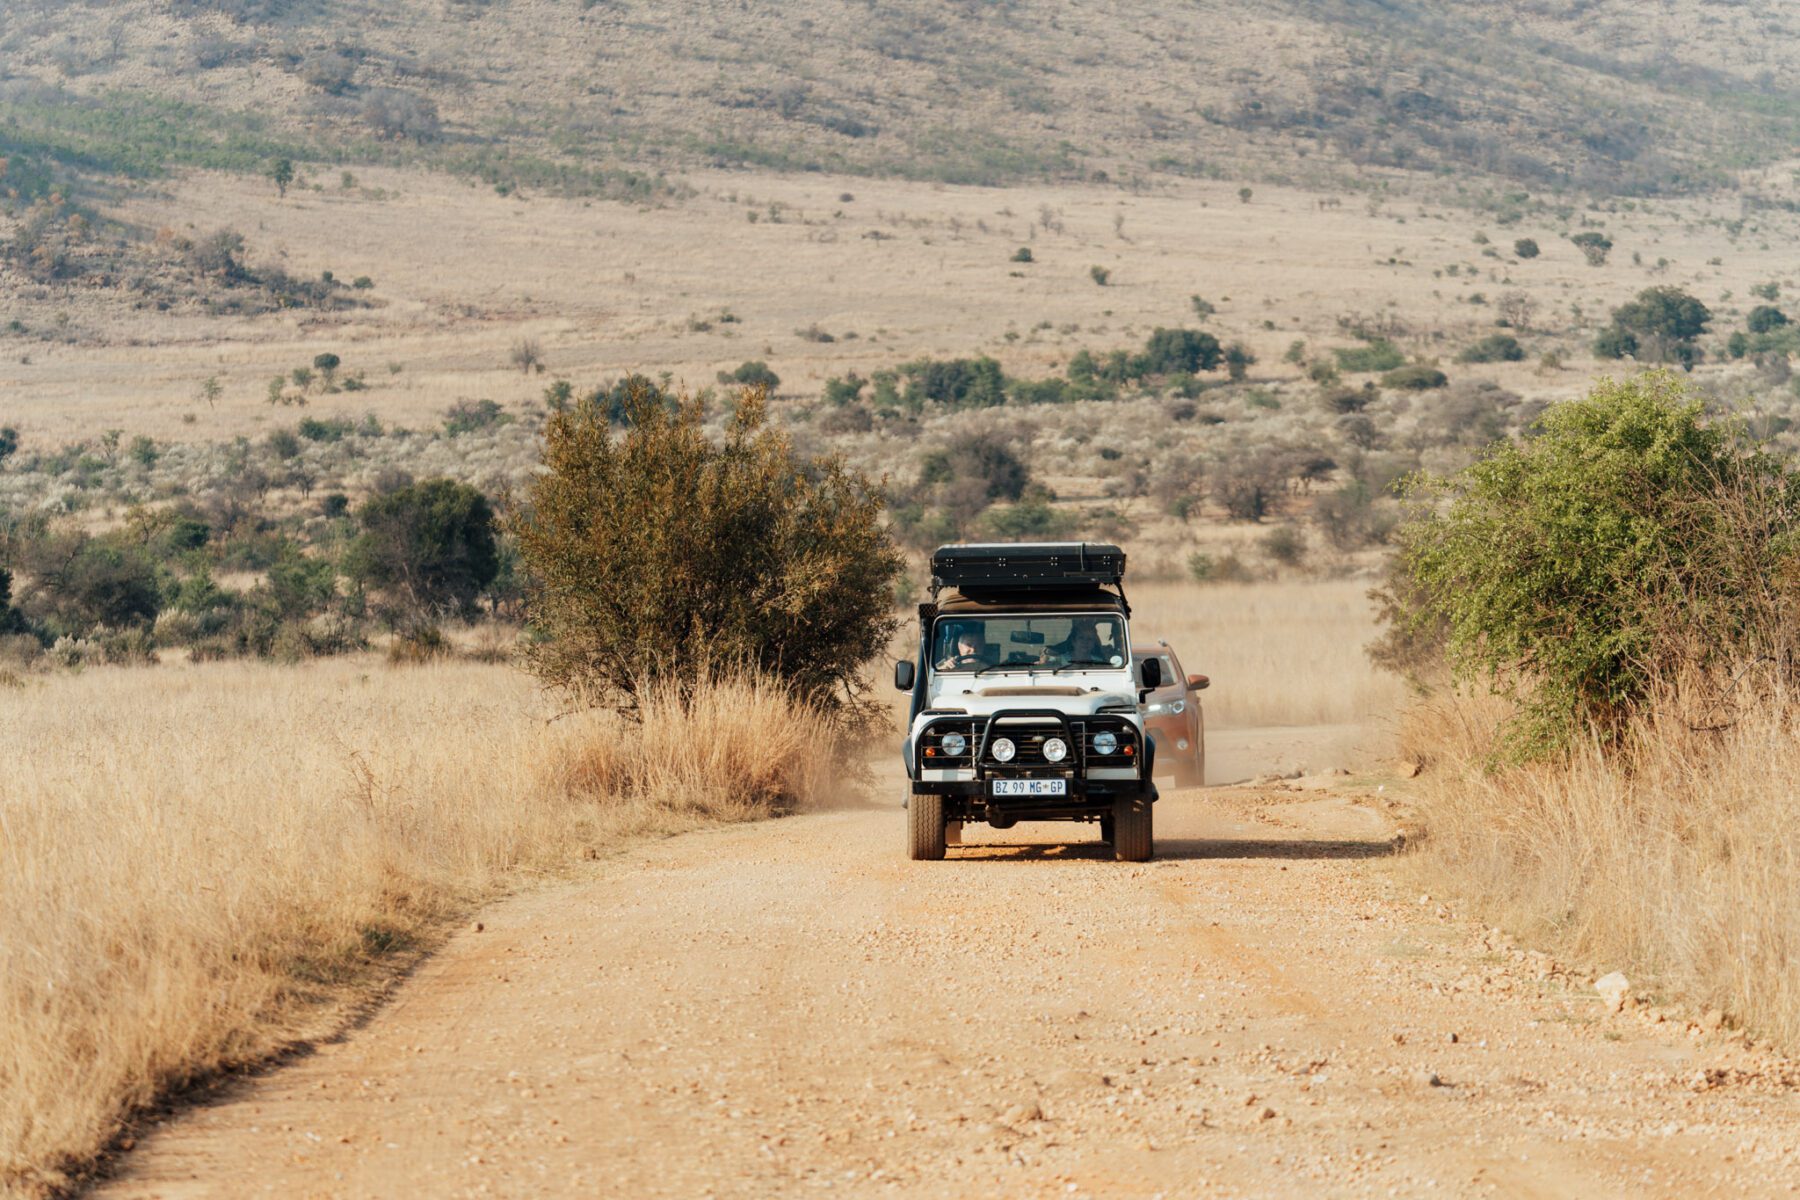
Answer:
[1050, 620, 1111, 665]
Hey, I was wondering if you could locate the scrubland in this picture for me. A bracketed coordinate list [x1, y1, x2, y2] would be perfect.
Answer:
[1403, 684, 1800, 1055]
[0, 660, 847, 1198]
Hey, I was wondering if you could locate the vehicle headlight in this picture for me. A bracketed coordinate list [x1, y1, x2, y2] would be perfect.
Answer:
[1042, 736, 1068, 763]
[1093, 731, 1118, 755]
[992, 737, 1017, 763]
[1147, 699, 1186, 716]
[940, 732, 967, 757]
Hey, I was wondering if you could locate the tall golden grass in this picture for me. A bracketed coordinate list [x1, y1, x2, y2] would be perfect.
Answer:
[1402, 682, 1800, 1053]
[0, 660, 848, 1198]
[1129, 578, 1407, 729]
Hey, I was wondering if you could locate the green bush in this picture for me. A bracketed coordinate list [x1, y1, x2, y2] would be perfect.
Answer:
[979, 491, 1071, 540]
[1260, 525, 1306, 565]
[823, 374, 866, 406]
[511, 385, 901, 715]
[1010, 246, 1033, 263]
[1381, 372, 1800, 756]
[267, 428, 302, 459]
[1456, 334, 1525, 364]
[1513, 238, 1540, 259]
[725, 361, 781, 391]
[1380, 365, 1448, 390]
[1333, 339, 1406, 373]
[298, 416, 354, 442]
[444, 398, 511, 436]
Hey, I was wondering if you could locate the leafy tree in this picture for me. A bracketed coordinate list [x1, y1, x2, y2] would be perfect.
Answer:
[312, 352, 341, 385]
[21, 534, 161, 633]
[1594, 286, 1710, 369]
[128, 435, 159, 469]
[1747, 305, 1789, 334]
[345, 479, 499, 619]
[917, 434, 1029, 505]
[511, 385, 901, 715]
[1211, 451, 1288, 522]
[1571, 231, 1613, 266]
[0, 566, 25, 635]
[270, 157, 294, 198]
[1381, 372, 1800, 756]
[264, 543, 337, 620]
[898, 357, 1004, 409]
[1139, 328, 1223, 375]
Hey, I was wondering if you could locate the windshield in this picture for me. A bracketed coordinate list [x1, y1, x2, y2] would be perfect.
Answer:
[932, 613, 1128, 673]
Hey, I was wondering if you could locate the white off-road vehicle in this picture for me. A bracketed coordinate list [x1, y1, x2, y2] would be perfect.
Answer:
[895, 543, 1163, 861]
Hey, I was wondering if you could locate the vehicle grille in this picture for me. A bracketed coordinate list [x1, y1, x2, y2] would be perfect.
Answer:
[918, 715, 1140, 770]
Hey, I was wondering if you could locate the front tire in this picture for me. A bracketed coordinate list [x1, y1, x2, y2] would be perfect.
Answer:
[1113, 792, 1153, 862]
[908, 792, 946, 861]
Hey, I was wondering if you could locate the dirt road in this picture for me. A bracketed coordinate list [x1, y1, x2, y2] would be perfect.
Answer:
[98, 735, 1799, 1198]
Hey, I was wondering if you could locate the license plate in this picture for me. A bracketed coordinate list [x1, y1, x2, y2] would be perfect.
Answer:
[991, 779, 1067, 797]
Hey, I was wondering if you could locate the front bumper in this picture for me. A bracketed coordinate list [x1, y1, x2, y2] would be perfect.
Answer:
[908, 708, 1156, 820]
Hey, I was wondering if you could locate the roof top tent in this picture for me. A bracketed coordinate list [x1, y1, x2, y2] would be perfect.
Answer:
[929, 542, 1129, 611]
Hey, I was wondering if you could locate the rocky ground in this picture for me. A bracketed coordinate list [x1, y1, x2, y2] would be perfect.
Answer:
[94, 757, 1800, 1198]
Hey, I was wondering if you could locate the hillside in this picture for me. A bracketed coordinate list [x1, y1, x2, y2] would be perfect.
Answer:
[5, 0, 1800, 201]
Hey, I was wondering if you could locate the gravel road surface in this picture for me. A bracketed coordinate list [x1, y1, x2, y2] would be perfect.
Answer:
[98, 736, 1799, 1198]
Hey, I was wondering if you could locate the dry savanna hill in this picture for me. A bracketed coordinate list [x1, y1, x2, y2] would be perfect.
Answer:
[7, 0, 1800, 197]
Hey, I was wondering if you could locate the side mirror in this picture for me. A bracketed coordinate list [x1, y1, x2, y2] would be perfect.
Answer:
[1187, 673, 1210, 691]
[1139, 657, 1162, 690]
[894, 660, 915, 692]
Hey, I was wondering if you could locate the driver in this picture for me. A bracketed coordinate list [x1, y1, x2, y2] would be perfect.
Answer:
[937, 629, 989, 670]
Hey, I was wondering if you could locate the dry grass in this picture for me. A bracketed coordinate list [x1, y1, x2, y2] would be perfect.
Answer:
[1130, 578, 1407, 729]
[0, 659, 851, 1198]
[1401, 683, 1800, 1053]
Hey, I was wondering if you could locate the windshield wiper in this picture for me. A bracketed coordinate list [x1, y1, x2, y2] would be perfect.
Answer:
[1052, 659, 1116, 674]
[975, 660, 1042, 676]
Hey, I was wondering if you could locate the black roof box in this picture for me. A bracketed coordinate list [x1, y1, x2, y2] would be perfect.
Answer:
[930, 542, 1126, 592]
